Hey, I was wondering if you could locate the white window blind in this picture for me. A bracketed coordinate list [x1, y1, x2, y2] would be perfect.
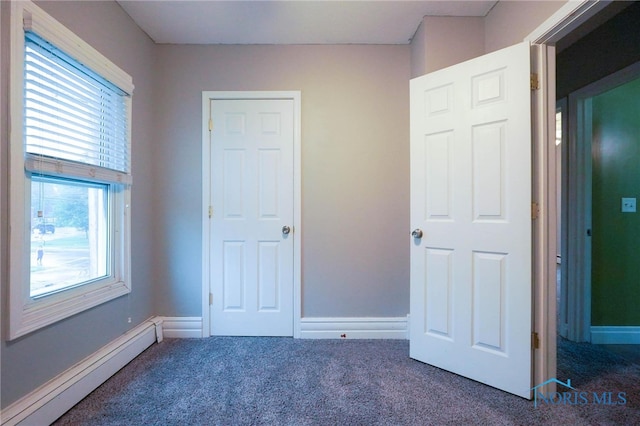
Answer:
[23, 31, 131, 183]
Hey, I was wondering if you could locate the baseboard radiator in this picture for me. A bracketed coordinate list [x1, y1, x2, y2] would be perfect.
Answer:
[1, 317, 164, 426]
[299, 316, 409, 339]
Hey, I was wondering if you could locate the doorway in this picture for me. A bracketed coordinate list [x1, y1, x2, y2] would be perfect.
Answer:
[560, 66, 640, 344]
[554, 2, 640, 374]
[523, 0, 640, 392]
[555, 1, 640, 345]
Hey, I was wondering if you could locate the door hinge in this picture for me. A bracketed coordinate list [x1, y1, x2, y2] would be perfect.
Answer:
[208, 206, 213, 218]
[530, 73, 540, 91]
[209, 118, 213, 132]
[531, 331, 540, 349]
[209, 293, 213, 305]
[531, 202, 540, 220]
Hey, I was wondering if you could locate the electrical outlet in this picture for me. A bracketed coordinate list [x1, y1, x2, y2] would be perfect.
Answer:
[127, 317, 132, 323]
[621, 197, 636, 213]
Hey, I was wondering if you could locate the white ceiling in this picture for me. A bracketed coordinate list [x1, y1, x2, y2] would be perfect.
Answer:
[117, 1, 498, 45]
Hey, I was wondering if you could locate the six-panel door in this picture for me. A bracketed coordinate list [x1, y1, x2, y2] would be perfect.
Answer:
[410, 42, 533, 398]
[210, 99, 294, 336]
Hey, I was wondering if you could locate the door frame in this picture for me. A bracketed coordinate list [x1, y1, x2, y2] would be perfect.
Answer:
[201, 91, 302, 338]
[526, 0, 613, 392]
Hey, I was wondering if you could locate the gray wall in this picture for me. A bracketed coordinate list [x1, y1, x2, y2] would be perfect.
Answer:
[0, 1, 157, 408]
[154, 44, 411, 318]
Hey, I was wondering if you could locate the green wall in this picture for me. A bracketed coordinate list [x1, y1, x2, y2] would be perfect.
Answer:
[591, 76, 640, 326]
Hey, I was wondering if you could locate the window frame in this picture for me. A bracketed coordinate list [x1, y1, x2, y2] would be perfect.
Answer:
[8, 1, 134, 340]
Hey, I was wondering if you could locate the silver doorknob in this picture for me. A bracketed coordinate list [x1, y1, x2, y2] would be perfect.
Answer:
[411, 229, 423, 239]
[282, 225, 291, 235]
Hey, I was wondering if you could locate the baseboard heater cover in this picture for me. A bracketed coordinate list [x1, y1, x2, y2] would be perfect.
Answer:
[299, 316, 409, 339]
[1, 317, 163, 426]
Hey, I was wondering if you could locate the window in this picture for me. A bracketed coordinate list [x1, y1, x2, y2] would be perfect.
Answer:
[8, 1, 134, 339]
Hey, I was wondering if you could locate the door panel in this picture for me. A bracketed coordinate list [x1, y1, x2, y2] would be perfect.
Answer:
[424, 248, 453, 338]
[258, 241, 279, 310]
[425, 132, 453, 219]
[223, 150, 246, 218]
[410, 42, 532, 398]
[210, 99, 294, 336]
[223, 241, 245, 311]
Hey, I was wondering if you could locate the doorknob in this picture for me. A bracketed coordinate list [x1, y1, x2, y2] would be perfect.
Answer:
[411, 229, 423, 239]
[282, 225, 291, 235]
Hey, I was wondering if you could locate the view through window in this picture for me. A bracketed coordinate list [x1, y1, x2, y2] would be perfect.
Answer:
[30, 177, 109, 297]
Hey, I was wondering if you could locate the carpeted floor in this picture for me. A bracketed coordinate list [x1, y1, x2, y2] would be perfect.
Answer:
[54, 337, 640, 425]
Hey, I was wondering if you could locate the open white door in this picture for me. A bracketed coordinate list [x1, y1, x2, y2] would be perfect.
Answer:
[410, 42, 532, 398]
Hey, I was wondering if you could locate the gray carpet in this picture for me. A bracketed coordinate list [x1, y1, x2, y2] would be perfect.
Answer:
[54, 337, 640, 425]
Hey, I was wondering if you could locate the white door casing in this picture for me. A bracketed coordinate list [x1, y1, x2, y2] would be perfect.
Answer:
[207, 95, 298, 336]
[410, 42, 532, 398]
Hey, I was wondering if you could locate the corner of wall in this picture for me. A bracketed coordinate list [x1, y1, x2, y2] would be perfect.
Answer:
[0, 0, 9, 372]
[410, 17, 427, 79]
[410, 15, 485, 77]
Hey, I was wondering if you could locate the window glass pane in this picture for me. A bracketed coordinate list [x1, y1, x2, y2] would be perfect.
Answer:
[30, 177, 109, 297]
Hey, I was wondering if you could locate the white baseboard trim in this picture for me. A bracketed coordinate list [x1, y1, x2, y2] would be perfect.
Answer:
[160, 316, 203, 338]
[299, 316, 408, 339]
[1, 317, 162, 426]
[590, 326, 640, 344]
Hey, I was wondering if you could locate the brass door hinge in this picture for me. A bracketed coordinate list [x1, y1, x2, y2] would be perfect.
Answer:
[209, 119, 213, 132]
[208, 206, 213, 218]
[530, 73, 540, 91]
[531, 202, 540, 220]
[209, 293, 213, 305]
[532, 331, 540, 349]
